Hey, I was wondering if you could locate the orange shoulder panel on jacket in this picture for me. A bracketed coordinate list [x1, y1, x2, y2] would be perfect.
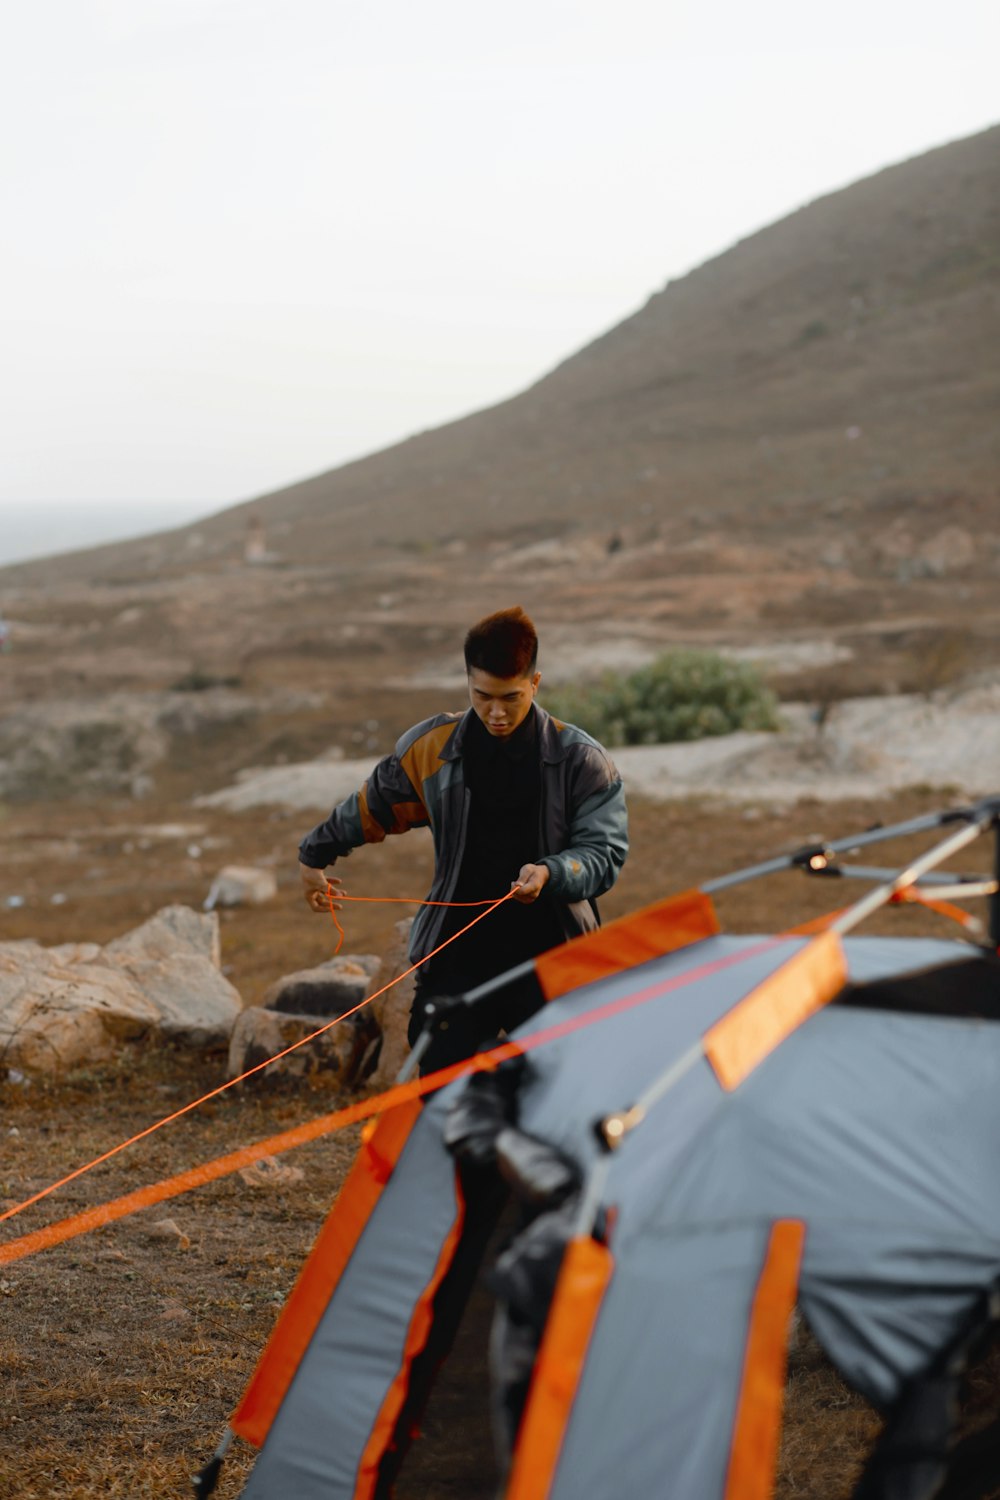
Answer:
[535, 889, 720, 1002]
[358, 785, 389, 844]
[231, 1100, 422, 1449]
[399, 720, 459, 792]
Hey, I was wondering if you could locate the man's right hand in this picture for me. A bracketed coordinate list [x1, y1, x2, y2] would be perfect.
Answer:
[299, 862, 345, 914]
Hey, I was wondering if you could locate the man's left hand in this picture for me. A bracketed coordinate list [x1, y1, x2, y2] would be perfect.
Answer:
[512, 863, 550, 903]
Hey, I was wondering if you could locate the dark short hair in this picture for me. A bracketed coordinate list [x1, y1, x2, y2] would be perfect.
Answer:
[464, 606, 538, 678]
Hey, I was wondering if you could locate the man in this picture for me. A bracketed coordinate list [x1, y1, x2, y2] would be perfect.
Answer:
[299, 605, 628, 1065]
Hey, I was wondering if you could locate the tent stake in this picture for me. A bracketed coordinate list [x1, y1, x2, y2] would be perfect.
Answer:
[191, 1426, 232, 1498]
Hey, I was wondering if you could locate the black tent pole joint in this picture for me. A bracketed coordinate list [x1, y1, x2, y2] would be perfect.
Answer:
[791, 843, 840, 876]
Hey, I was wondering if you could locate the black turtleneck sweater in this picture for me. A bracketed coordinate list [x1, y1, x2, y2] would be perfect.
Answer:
[420, 706, 563, 994]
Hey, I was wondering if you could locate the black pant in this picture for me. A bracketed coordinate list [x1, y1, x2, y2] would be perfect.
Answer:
[408, 974, 490, 1076]
[408, 967, 545, 1077]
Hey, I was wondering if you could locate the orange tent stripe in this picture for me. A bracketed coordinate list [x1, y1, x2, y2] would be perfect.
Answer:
[505, 1236, 614, 1500]
[723, 1219, 806, 1500]
[353, 1176, 467, 1498]
[703, 931, 848, 1091]
[787, 908, 849, 935]
[231, 1101, 422, 1448]
[535, 889, 719, 1002]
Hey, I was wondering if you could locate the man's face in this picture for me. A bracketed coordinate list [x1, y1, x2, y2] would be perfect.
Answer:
[468, 667, 541, 738]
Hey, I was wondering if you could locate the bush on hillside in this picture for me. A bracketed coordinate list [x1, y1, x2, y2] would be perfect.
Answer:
[543, 650, 780, 747]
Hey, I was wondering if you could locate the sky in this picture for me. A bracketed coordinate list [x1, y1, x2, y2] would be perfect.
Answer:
[1, 0, 997, 566]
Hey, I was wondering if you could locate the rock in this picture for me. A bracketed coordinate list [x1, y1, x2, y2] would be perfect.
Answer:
[146, 1219, 191, 1249]
[238, 1156, 305, 1189]
[110, 953, 241, 1048]
[0, 907, 242, 1072]
[321, 953, 381, 980]
[158, 1301, 191, 1322]
[204, 864, 278, 910]
[103, 907, 240, 1048]
[104, 905, 221, 967]
[0, 940, 160, 1072]
[368, 919, 417, 1090]
[263, 955, 380, 1017]
[919, 526, 975, 576]
[227, 1004, 377, 1088]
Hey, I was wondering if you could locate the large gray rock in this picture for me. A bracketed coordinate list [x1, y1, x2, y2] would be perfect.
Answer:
[104, 904, 221, 967]
[227, 933, 415, 1092]
[0, 906, 242, 1072]
[227, 1004, 377, 1089]
[0, 941, 159, 1072]
[203, 864, 278, 910]
[103, 905, 241, 1047]
[263, 954, 381, 1017]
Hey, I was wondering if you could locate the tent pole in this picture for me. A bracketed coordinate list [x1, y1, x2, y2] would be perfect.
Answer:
[827, 815, 991, 937]
[701, 800, 1000, 903]
[701, 807, 961, 896]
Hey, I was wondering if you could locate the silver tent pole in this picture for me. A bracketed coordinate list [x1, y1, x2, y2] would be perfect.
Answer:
[827, 815, 993, 937]
[704, 804, 1000, 894]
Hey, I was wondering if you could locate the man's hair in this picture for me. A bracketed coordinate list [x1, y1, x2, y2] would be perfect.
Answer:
[464, 606, 538, 678]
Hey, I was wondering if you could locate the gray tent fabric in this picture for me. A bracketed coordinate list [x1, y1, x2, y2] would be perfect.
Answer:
[235, 929, 1000, 1499]
[538, 999, 1000, 1498]
[241, 1104, 461, 1500]
[539, 1223, 781, 1500]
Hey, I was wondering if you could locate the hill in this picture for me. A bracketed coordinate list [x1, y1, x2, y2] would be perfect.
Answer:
[1, 125, 999, 799]
[6, 123, 998, 579]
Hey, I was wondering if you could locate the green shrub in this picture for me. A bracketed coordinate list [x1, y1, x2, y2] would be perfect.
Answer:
[543, 650, 779, 747]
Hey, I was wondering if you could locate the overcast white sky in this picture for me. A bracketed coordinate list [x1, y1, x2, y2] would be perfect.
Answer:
[1, 0, 997, 565]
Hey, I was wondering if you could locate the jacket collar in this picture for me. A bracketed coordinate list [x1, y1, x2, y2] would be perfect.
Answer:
[443, 703, 567, 763]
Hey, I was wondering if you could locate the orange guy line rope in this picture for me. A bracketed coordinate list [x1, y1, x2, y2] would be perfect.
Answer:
[0, 884, 521, 1230]
[1, 886, 983, 1267]
[0, 934, 787, 1268]
[325, 888, 510, 956]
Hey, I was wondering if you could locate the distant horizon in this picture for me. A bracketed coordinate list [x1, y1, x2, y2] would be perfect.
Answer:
[0, 499, 223, 569]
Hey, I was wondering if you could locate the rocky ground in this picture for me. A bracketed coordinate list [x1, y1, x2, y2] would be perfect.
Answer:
[2, 533, 999, 1497]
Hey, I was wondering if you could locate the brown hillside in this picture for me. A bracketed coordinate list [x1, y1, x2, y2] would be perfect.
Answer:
[6, 122, 998, 587]
[2, 125, 999, 783]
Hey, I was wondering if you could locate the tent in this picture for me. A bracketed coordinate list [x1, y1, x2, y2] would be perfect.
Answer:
[198, 798, 1000, 1500]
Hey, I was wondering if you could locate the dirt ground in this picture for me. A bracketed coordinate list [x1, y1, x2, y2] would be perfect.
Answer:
[2, 787, 999, 1499]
